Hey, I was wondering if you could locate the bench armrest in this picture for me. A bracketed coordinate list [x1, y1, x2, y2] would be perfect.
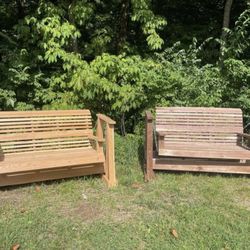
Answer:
[97, 114, 116, 125]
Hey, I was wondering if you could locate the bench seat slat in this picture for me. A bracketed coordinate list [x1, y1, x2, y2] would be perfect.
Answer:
[158, 146, 250, 160]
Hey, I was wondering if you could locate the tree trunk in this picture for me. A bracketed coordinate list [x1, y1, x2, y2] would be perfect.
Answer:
[221, 0, 234, 40]
[17, 0, 25, 20]
[116, 0, 130, 54]
[120, 113, 126, 136]
[69, 1, 78, 53]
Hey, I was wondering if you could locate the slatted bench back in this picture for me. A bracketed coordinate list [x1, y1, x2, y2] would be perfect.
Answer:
[0, 110, 93, 154]
[156, 107, 243, 149]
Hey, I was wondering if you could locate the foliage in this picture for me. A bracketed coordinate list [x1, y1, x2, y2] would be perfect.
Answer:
[131, 0, 167, 50]
[220, 8, 250, 60]
[0, 0, 249, 133]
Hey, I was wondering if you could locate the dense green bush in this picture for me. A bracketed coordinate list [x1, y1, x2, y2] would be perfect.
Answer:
[0, 1, 249, 133]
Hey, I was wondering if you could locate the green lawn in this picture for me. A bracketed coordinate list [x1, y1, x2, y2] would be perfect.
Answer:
[0, 135, 249, 250]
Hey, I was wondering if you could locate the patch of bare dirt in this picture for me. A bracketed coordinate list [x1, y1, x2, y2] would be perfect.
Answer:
[59, 201, 104, 222]
[234, 197, 250, 211]
[111, 202, 148, 223]
[0, 189, 27, 206]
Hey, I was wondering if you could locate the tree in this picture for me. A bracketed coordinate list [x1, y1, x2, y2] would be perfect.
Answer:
[222, 0, 234, 40]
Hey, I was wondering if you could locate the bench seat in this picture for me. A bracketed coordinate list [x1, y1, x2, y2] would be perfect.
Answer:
[0, 148, 104, 175]
[158, 143, 250, 160]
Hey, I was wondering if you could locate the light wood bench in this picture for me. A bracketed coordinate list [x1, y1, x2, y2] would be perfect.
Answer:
[145, 107, 250, 179]
[0, 110, 117, 187]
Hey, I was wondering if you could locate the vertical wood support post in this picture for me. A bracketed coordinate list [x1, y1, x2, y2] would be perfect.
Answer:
[145, 111, 155, 180]
[97, 114, 117, 187]
[96, 117, 103, 155]
[104, 123, 116, 187]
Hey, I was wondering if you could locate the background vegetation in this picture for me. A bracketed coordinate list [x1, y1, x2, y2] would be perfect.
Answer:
[0, 0, 250, 134]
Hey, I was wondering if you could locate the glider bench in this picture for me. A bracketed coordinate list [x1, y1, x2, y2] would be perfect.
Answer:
[145, 107, 250, 179]
[0, 110, 117, 187]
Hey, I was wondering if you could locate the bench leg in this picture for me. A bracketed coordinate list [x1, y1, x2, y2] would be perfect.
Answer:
[145, 111, 155, 181]
[96, 117, 117, 187]
[102, 123, 117, 187]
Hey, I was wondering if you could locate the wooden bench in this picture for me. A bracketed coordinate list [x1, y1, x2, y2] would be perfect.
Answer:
[0, 110, 117, 187]
[145, 107, 250, 179]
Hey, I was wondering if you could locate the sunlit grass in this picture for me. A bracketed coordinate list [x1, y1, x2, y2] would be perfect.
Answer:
[0, 134, 249, 249]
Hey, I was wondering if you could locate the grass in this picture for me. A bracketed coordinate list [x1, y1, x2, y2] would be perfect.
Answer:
[0, 134, 250, 249]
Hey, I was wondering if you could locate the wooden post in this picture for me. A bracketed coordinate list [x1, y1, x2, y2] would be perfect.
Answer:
[103, 123, 117, 187]
[97, 114, 117, 187]
[96, 117, 103, 155]
[145, 111, 155, 180]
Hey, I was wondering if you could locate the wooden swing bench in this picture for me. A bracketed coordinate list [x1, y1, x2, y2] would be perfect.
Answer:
[145, 107, 250, 179]
[0, 110, 117, 187]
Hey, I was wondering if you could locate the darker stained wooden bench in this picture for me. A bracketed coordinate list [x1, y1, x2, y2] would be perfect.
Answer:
[145, 107, 250, 179]
[0, 110, 117, 187]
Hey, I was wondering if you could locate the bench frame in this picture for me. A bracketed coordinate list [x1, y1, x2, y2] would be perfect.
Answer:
[0, 111, 117, 188]
[145, 109, 250, 180]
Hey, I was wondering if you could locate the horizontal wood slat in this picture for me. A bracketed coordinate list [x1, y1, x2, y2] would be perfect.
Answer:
[0, 130, 92, 142]
[0, 110, 91, 117]
[0, 127, 91, 134]
[156, 126, 242, 133]
[153, 158, 250, 174]
[2, 144, 91, 154]
[158, 146, 250, 160]
[156, 107, 242, 113]
[161, 142, 243, 149]
[0, 165, 104, 187]
[0, 121, 91, 127]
